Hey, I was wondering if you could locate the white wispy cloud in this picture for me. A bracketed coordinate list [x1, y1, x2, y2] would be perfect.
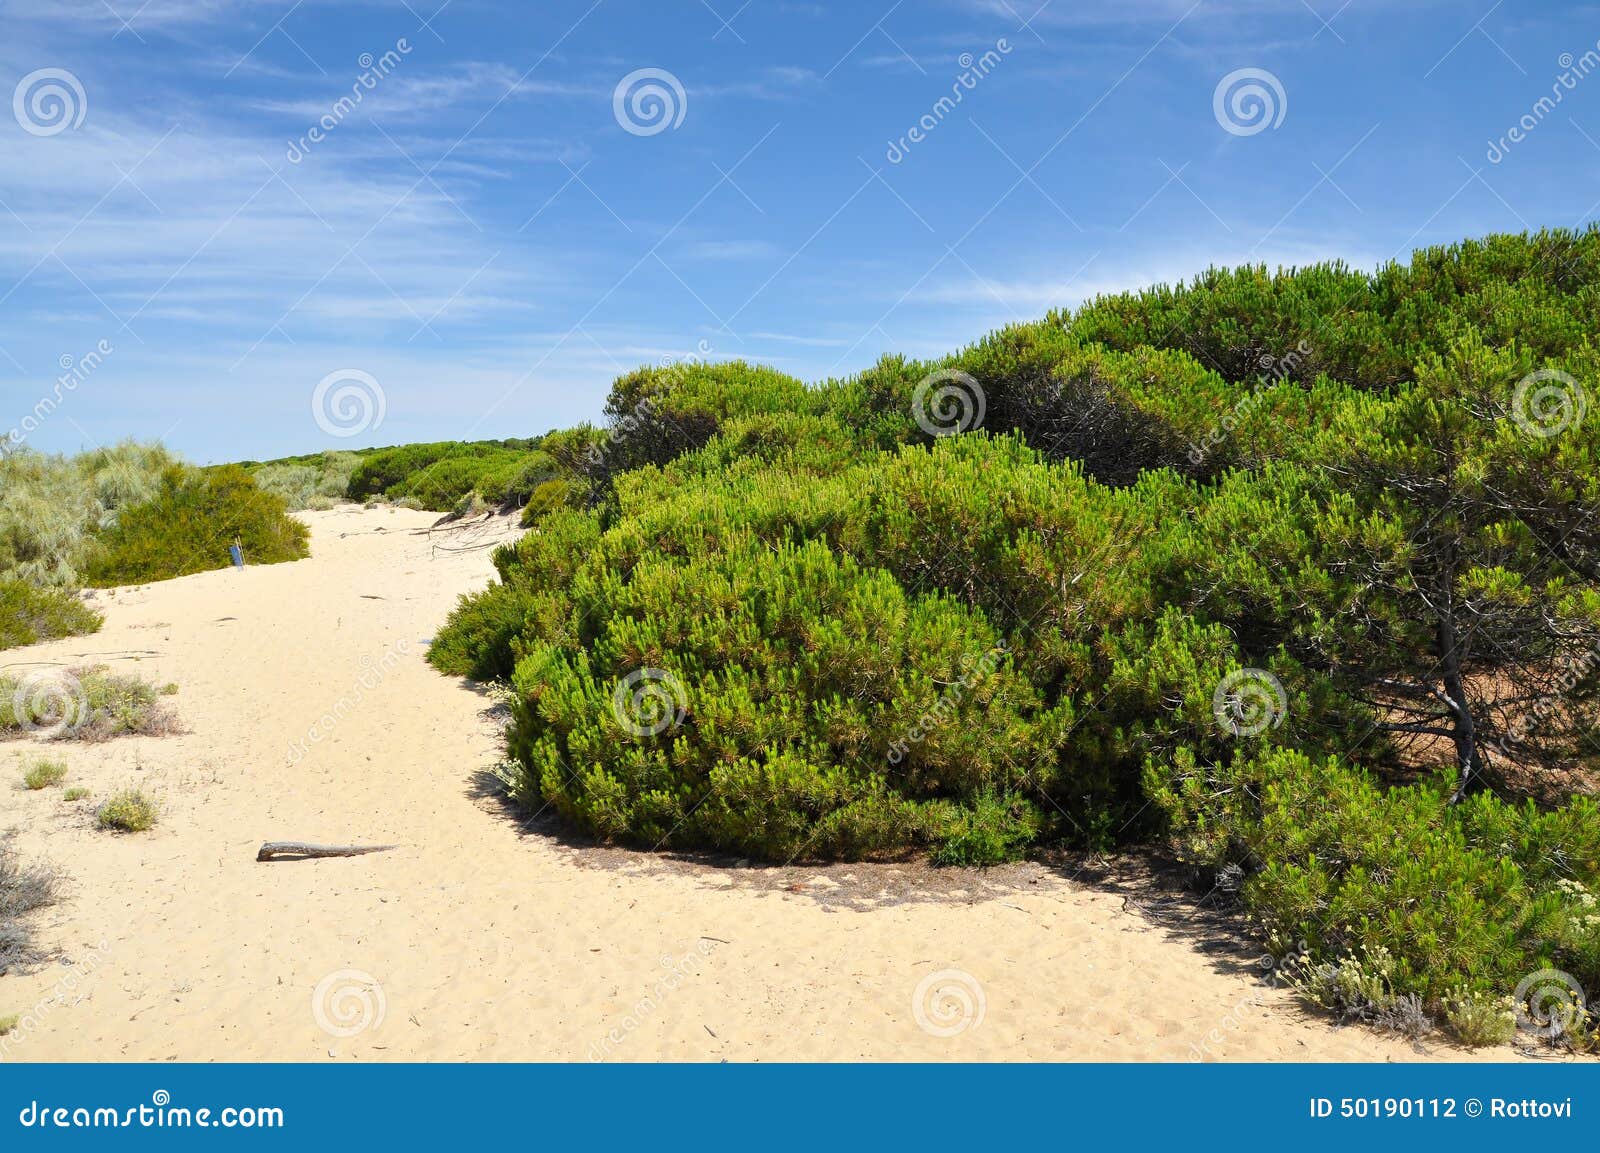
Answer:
[251, 64, 604, 122]
[909, 236, 1391, 315]
[0, 90, 547, 362]
[676, 239, 784, 261]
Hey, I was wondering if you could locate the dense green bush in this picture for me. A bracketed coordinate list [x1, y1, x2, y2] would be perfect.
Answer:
[570, 361, 818, 498]
[249, 451, 361, 510]
[0, 441, 177, 587]
[0, 580, 101, 650]
[430, 229, 1600, 1045]
[1149, 746, 1600, 1015]
[342, 439, 546, 510]
[498, 527, 1076, 860]
[83, 465, 308, 586]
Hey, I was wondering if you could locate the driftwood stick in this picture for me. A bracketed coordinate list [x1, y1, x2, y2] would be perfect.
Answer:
[256, 841, 399, 862]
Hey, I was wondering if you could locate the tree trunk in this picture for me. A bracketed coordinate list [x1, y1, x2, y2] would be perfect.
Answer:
[1438, 609, 1487, 804]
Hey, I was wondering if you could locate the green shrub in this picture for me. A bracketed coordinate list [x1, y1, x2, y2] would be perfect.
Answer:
[0, 666, 179, 742]
[20, 760, 66, 789]
[346, 442, 472, 499]
[344, 440, 544, 509]
[61, 787, 90, 802]
[0, 579, 101, 650]
[427, 581, 538, 682]
[1150, 746, 1600, 1044]
[389, 454, 510, 510]
[422, 228, 1600, 1045]
[929, 791, 1043, 865]
[0, 441, 176, 586]
[428, 509, 602, 682]
[250, 451, 360, 510]
[95, 788, 158, 832]
[493, 450, 561, 507]
[491, 529, 1070, 860]
[83, 465, 308, 586]
[520, 477, 581, 525]
[1443, 988, 1517, 1047]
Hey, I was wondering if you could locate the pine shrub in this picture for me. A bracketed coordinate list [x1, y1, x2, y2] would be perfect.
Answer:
[424, 229, 1600, 1041]
[83, 465, 308, 586]
[0, 580, 101, 651]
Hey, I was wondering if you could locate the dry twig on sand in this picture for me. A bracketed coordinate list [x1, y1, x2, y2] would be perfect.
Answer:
[255, 841, 398, 862]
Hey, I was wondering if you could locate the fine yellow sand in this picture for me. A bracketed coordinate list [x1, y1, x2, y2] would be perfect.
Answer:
[0, 507, 1542, 1062]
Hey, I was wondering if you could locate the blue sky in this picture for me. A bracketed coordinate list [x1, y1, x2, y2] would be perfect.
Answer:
[3, 0, 1599, 461]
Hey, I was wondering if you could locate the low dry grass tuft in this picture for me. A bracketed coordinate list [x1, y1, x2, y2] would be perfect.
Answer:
[20, 760, 67, 790]
[0, 838, 60, 970]
[0, 666, 180, 742]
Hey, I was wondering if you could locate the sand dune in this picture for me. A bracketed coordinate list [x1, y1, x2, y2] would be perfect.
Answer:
[0, 506, 1533, 1061]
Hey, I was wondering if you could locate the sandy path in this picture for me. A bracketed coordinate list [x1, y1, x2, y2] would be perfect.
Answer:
[0, 507, 1523, 1062]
